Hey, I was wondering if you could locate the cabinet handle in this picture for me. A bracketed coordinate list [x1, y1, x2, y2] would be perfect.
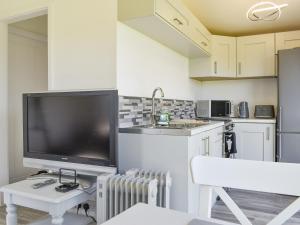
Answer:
[266, 127, 270, 141]
[202, 137, 210, 156]
[277, 133, 282, 161]
[201, 41, 208, 46]
[173, 18, 183, 25]
[275, 53, 279, 76]
[214, 61, 217, 74]
[238, 62, 242, 75]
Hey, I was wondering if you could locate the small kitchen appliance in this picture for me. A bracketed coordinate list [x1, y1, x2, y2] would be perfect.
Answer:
[254, 105, 275, 118]
[238, 101, 249, 118]
[196, 100, 231, 118]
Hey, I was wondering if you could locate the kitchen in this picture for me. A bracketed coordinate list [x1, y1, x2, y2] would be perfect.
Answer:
[117, 0, 300, 223]
[0, 0, 300, 224]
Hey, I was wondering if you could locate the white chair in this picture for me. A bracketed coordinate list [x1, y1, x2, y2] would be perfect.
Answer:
[190, 156, 300, 225]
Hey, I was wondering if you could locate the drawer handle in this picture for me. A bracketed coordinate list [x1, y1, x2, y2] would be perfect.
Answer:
[214, 61, 218, 74]
[201, 41, 208, 46]
[173, 18, 183, 25]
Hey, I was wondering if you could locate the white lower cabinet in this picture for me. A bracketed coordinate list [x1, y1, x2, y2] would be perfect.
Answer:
[118, 125, 224, 215]
[234, 123, 275, 161]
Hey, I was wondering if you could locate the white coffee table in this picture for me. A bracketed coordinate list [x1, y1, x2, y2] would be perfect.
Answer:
[0, 178, 94, 225]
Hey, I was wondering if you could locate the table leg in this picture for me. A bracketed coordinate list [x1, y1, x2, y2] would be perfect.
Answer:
[51, 213, 64, 225]
[6, 203, 17, 225]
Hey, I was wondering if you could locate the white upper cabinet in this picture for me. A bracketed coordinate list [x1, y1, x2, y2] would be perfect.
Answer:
[237, 33, 276, 78]
[118, 0, 211, 57]
[190, 35, 236, 79]
[276, 30, 300, 51]
[212, 36, 237, 77]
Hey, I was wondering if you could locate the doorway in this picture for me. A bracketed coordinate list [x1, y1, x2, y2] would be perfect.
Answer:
[7, 15, 48, 182]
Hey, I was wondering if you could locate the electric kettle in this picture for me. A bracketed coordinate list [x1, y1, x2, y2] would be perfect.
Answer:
[238, 101, 249, 118]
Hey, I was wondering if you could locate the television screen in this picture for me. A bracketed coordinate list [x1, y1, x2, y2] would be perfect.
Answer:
[23, 91, 118, 167]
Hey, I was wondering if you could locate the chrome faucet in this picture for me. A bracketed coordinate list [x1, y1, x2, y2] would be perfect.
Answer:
[151, 87, 165, 125]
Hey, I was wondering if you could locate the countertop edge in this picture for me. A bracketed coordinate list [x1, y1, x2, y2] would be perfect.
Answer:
[232, 118, 276, 124]
[119, 121, 224, 136]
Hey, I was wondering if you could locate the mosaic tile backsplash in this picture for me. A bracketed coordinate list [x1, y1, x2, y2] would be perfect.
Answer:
[119, 96, 196, 128]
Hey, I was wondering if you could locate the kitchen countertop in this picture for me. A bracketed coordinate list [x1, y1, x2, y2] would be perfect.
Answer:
[119, 121, 224, 136]
[231, 118, 276, 124]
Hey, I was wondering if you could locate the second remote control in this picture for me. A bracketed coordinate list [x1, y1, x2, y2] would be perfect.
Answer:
[32, 179, 57, 189]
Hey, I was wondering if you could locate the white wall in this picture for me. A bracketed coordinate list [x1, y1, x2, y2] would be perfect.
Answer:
[8, 28, 48, 182]
[0, 0, 117, 90]
[197, 78, 278, 116]
[49, 0, 117, 90]
[117, 22, 200, 100]
[0, 22, 9, 203]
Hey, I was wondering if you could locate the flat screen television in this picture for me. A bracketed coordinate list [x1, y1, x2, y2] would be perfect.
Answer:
[23, 90, 118, 168]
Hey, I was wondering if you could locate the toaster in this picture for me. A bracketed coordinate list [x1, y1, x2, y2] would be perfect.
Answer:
[254, 105, 275, 118]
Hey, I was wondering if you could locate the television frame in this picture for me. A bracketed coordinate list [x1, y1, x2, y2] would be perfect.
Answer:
[23, 90, 118, 169]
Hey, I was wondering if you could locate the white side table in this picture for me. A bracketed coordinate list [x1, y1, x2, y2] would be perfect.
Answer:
[0, 178, 93, 225]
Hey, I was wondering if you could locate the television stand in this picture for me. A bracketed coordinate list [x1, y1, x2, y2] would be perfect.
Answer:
[0, 178, 94, 225]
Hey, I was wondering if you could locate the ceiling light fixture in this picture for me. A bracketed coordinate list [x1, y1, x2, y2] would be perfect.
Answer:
[247, 2, 288, 21]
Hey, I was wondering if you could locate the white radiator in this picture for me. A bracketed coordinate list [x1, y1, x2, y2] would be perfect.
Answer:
[97, 169, 172, 223]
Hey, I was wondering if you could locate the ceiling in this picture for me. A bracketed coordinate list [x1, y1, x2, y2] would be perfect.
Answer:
[10, 15, 48, 36]
[182, 0, 300, 36]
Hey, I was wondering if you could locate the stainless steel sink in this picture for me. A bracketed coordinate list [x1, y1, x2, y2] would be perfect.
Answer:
[136, 124, 184, 129]
[119, 121, 212, 136]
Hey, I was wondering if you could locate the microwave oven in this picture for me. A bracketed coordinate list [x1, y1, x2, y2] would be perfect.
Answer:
[196, 100, 231, 118]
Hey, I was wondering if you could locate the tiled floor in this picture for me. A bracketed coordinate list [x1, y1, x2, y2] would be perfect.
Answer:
[1, 189, 300, 225]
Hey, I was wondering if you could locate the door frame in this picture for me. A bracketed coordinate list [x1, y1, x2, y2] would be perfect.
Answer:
[0, 7, 48, 205]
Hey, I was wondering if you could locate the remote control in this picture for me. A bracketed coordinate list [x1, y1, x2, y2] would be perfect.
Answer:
[32, 179, 57, 189]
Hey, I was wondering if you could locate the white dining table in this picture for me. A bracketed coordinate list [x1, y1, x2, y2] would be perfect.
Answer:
[102, 203, 235, 225]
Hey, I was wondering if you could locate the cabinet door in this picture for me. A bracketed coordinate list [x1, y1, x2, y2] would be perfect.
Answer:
[211, 35, 236, 77]
[234, 123, 275, 161]
[155, 0, 189, 34]
[237, 33, 275, 77]
[209, 127, 224, 157]
[276, 30, 300, 51]
[189, 19, 211, 54]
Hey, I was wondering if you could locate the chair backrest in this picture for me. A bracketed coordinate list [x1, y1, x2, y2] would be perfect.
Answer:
[190, 156, 300, 225]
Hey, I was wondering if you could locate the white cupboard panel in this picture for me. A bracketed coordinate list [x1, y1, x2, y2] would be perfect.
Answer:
[276, 30, 300, 51]
[189, 35, 236, 79]
[234, 123, 275, 161]
[212, 36, 236, 77]
[118, 0, 211, 57]
[237, 33, 275, 77]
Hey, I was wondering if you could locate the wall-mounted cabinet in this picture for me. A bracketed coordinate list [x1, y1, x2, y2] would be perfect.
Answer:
[118, 0, 211, 58]
[237, 33, 276, 78]
[276, 30, 300, 51]
[190, 35, 236, 80]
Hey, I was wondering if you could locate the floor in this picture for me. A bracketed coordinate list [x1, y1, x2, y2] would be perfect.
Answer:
[212, 189, 300, 225]
[0, 206, 47, 225]
[0, 206, 96, 225]
[0, 189, 300, 225]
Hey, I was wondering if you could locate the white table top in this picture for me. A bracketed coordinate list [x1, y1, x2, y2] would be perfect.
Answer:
[102, 204, 232, 225]
[0, 178, 87, 204]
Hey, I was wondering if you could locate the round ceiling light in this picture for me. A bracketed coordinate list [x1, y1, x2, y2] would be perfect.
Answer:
[247, 2, 288, 21]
